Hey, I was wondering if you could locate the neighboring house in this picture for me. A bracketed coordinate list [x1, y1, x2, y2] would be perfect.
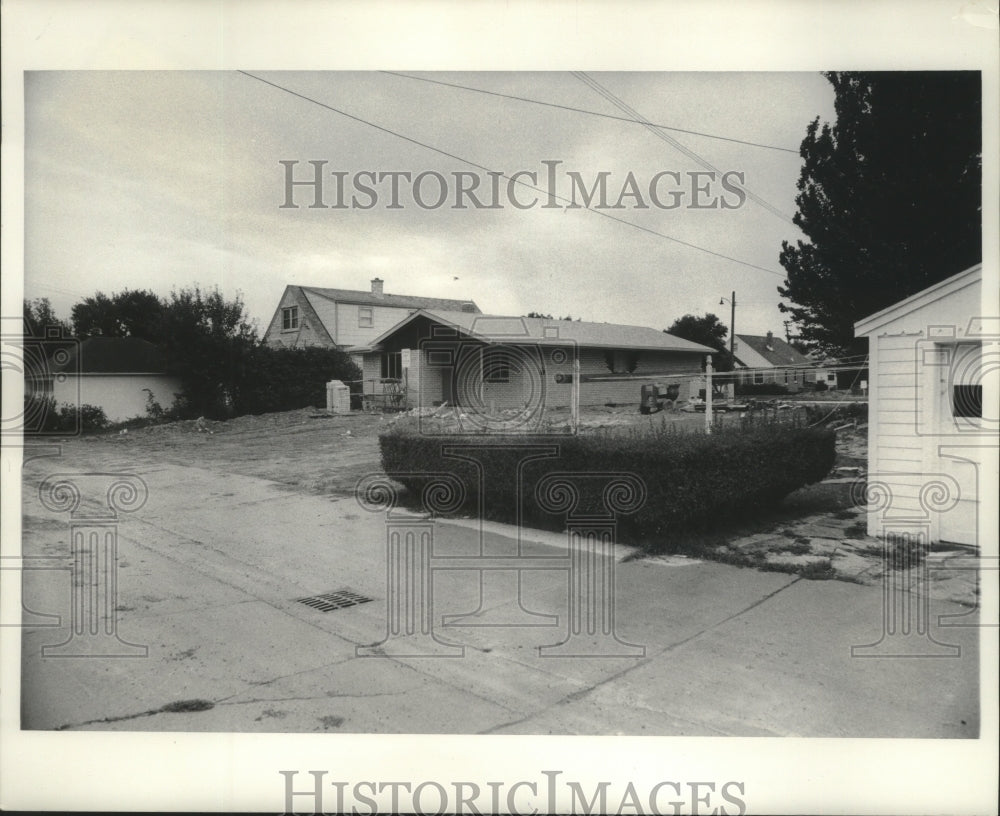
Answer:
[732, 331, 816, 390]
[262, 278, 481, 358]
[348, 309, 714, 415]
[854, 263, 992, 546]
[50, 336, 182, 423]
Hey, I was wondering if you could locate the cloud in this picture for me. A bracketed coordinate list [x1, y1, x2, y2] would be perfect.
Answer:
[23, 71, 835, 334]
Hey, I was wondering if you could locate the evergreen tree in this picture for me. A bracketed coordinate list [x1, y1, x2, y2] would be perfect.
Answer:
[779, 71, 981, 355]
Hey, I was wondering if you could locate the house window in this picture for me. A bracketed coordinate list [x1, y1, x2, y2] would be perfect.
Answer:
[359, 306, 373, 328]
[381, 351, 402, 381]
[282, 306, 299, 330]
[482, 348, 511, 383]
[783, 370, 789, 384]
[952, 385, 982, 418]
[753, 371, 764, 385]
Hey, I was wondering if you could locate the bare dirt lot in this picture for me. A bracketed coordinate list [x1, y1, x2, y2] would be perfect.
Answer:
[17, 402, 980, 738]
[49, 403, 970, 605]
[56, 401, 865, 500]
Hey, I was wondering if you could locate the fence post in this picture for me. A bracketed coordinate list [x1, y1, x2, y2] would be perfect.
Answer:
[705, 354, 713, 435]
[572, 355, 580, 427]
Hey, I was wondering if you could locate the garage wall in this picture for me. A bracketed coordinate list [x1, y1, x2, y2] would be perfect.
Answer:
[53, 374, 184, 423]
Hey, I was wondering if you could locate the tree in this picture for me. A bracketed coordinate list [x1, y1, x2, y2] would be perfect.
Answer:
[779, 71, 981, 355]
[23, 298, 72, 338]
[158, 286, 259, 418]
[665, 312, 733, 370]
[524, 312, 577, 321]
[71, 289, 165, 341]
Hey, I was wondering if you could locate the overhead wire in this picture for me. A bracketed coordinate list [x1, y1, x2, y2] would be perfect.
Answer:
[238, 70, 787, 278]
[572, 71, 796, 225]
[380, 71, 801, 155]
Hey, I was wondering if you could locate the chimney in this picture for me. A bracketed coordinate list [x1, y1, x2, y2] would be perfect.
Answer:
[765, 330, 774, 351]
[371, 278, 384, 296]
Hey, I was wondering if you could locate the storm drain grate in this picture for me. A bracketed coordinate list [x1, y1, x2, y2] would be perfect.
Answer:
[295, 589, 373, 612]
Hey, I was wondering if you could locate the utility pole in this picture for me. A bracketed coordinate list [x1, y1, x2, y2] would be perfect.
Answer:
[705, 354, 713, 435]
[720, 292, 736, 359]
[728, 290, 736, 359]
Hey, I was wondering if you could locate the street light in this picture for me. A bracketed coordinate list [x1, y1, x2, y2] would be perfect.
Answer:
[719, 291, 736, 359]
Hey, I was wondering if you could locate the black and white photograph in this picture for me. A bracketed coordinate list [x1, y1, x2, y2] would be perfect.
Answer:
[2, 2, 997, 814]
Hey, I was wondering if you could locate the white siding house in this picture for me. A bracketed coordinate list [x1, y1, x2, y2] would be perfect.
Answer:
[349, 309, 713, 419]
[854, 264, 996, 547]
[262, 278, 481, 356]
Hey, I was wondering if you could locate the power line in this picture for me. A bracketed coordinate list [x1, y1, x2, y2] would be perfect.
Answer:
[239, 71, 787, 278]
[572, 72, 796, 226]
[380, 71, 801, 156]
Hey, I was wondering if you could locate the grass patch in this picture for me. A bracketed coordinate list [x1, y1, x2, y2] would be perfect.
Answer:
[778, 539, 812, 555]
[799, 559, 837, 580]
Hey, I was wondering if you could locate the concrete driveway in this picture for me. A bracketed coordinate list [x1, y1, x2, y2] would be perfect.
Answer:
[18, 454, 979, 737]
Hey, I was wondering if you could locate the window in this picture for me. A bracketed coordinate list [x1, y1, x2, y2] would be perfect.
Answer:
[381, 351, 402, 381]
[282, 306, 299, 330]
[952, 385, 982, 418]
[359, 306, 373, 328]
[753, 371, 764, 385]
[482, 348, 511, 383]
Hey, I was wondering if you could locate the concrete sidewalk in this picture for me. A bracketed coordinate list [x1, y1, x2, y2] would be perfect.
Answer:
[19, 459, 979, 736]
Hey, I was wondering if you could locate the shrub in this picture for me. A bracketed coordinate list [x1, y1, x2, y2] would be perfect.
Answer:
[228, 346, 361, 417]
[802, 402, 868, 426]
[72, 403, 109, 431]
[22, 394, 108, 434]
[734, 382, 790, 396]
[378, 422, 836, 545]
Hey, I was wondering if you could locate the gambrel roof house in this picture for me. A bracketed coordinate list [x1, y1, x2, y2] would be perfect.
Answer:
[262, 278, 481, 351]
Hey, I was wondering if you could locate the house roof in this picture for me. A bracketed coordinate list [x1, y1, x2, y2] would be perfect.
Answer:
[733, 333, 813, 368]
[351, 309, 715, 354]
[52, 336, 168, 374]
[854, 263, 982, 337]
[299, 286, 481, 313]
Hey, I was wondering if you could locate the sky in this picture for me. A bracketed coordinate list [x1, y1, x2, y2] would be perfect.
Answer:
[24, 71, 836, 339]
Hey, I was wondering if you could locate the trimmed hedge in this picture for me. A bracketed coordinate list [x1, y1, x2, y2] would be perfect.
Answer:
[379, 422, 836, 543]
[232, 346, 361, 416]
[734, 382, 790, 396]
